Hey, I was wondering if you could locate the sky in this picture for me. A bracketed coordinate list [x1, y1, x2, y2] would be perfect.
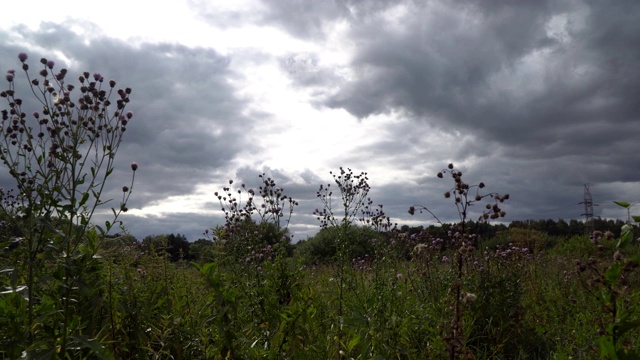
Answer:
[1, 0, 639, 242]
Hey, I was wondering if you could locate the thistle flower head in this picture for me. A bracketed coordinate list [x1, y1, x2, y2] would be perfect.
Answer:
[18, 53, 28, 62]
[130, 162, 138, 171]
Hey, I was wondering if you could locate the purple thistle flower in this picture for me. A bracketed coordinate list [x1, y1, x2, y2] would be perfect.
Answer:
[130, 162, 138, 171]
[93, 72, 102, 81]
[46, 60, 55, 69]
[18, 53, 28, 62]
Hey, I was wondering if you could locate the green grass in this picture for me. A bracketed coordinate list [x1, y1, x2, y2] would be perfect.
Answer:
[1, 233, 639, 359]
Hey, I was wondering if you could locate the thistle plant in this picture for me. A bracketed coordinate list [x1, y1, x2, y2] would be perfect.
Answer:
[575, 201, 640, 358]
[205, 174, 302, 357]
[313, 167, 371, 229]
[0, 53, 136, 357]
[409, 163, 509, 359]
[214, 174, 297, 235]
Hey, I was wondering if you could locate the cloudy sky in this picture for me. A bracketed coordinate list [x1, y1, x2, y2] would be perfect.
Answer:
[1, 0, 639, 241]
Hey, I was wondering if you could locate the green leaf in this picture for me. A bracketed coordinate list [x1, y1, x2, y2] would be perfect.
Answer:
[614, 201, 631, 208]
[613, 318, 640, 340]
[79, 192, 90, 207]
[70, 336, 116, 360]
[347, 335, 361, 352]
[618, 224, 634, 248]
[599, 336, 618, 359]
[605, 262, 622, 285]
[632, 215, 640, 223]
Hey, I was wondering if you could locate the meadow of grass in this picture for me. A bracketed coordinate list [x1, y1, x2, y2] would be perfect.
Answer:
[4, 223, 638, 359]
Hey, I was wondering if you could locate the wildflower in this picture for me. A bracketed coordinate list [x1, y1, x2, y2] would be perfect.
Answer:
[396, 273, 403, 280]
[408, 206, 415, 215]
[46, 60, 55, 69]
[18, 53, 28, 62]
[413, 243, 428, 254]
[122, 186, 129, 192]
[441, 255, 449, 263]
[462, 292, 477, 303]
[130, 162, 138, 171]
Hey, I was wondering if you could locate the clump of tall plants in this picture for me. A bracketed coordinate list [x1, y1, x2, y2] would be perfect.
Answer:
[410, 163, 520, 358]
[0, 53, 136, 358]
[198, 173, 308, 359]
[575, 200, 640, 359]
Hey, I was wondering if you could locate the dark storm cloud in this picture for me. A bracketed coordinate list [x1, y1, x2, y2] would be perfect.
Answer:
[1, 22, 252, 201]
[259, 0, 640, 225]
[279, 0, 640, 158]
[0, 21, 257, 238]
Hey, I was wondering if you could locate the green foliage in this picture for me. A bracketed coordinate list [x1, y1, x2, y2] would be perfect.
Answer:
[294, 225, 383, 265]
[482, 227, 551, 254]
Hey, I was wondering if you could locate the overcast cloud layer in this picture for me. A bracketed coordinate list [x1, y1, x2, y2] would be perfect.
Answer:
[1, 0, 639, 241]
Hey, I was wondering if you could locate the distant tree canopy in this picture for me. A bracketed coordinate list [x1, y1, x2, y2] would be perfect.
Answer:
[141, 233, 192, 262]
[294, 225, 385, 265]
[90, 218, 634, 265]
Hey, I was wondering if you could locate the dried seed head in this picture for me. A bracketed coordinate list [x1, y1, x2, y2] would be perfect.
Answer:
[462, 292, 477, 303]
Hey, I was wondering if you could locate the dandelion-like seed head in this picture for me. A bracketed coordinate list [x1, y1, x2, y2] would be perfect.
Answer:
[462, 292, 477, 303]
